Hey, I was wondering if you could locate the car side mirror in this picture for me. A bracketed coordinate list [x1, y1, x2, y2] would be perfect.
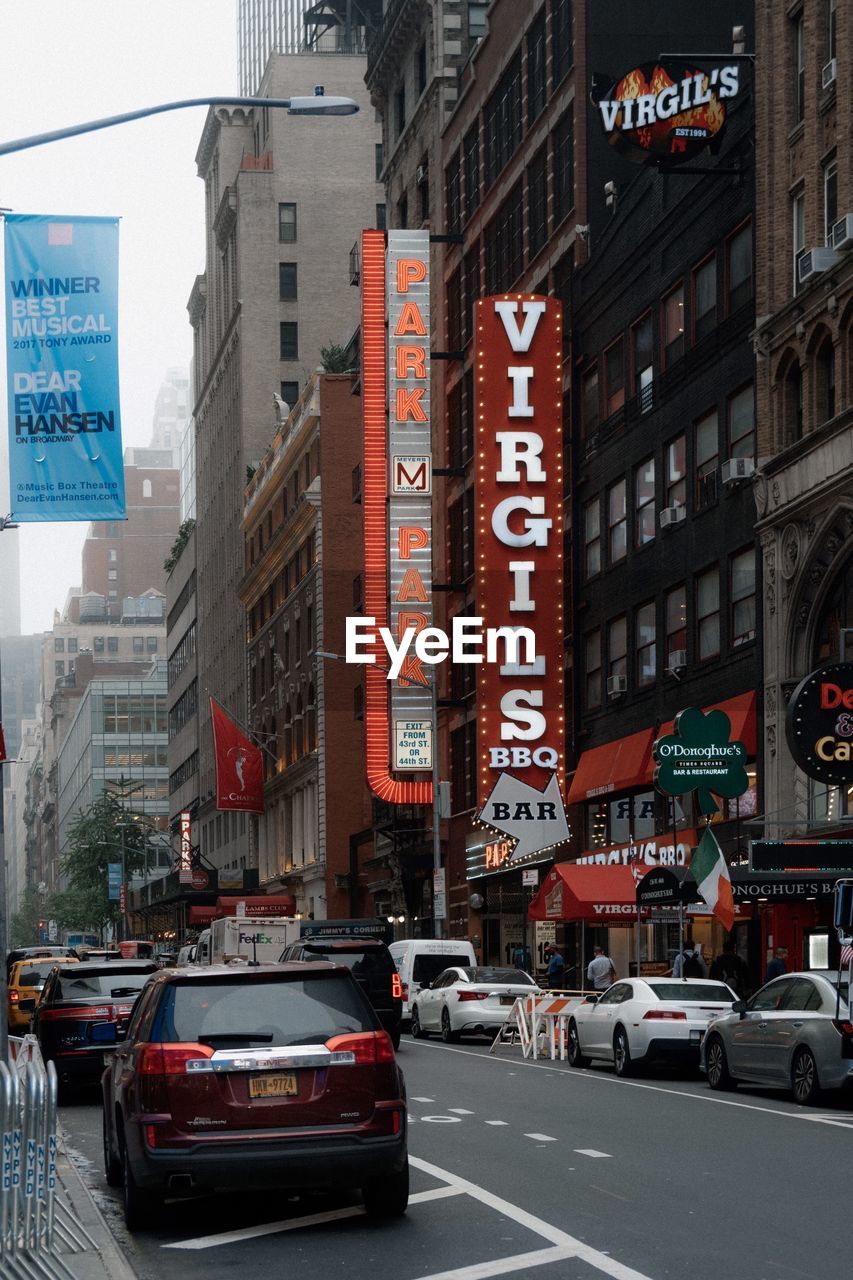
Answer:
[732, 999, 747, 1018]
[584, 994, 599, 1004]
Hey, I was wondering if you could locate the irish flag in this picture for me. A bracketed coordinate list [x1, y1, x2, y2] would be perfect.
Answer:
[691, 826, 734, 931]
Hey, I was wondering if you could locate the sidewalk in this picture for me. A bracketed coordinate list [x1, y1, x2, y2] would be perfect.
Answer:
[55, 1135, 138, 1280]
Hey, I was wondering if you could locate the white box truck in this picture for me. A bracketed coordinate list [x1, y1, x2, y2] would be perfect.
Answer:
[195, 916, 300, 965]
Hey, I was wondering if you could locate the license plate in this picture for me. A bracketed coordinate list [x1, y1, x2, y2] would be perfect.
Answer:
[500, 996, 516, 1006]
[249, 1073, 298, 1098]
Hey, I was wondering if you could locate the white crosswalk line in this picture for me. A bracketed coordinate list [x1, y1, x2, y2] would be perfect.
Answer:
[448, 1107, 474, 1114]
[485, 1120, 508, 1126]
[574, 1148, 611, 1158]
[524, 1133, 557, 1142]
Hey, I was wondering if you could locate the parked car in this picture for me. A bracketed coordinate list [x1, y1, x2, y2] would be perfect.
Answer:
[567, 978, 738, 1076]
[6, 945, 78, 980]
[279, 936, 403, 1049]
[32, 960, 158, 1092]
[701, 969, 853, 1105]
[388, 939, 477, 1023]
[411, 966, 538, 1042]
[101, 962, 408, 1230]
[7, 956, 79, 1032]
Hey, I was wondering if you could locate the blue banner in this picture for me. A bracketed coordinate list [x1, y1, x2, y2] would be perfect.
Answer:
[107, 863, 122, 901]
[5, 214, 126, 522]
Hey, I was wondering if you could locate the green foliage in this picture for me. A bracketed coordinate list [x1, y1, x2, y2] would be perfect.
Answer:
[57, 783, 149, 933]
[9, 887, 43, 948]
[653, 707, 749, 816]
[164, 518, 196, 574]
[320, 342, 351, 373]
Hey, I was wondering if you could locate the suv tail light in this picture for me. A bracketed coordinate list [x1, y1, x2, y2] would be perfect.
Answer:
[458, 990, 489, 1002]
[138, 1043, 214, 1075]
[643, 1010, 687, 1021]
[325, 1031, 396, 1064]
[392, 974, 403, 1000]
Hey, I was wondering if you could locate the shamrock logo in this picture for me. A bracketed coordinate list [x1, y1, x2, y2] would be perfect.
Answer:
[653, 706, 749, 816]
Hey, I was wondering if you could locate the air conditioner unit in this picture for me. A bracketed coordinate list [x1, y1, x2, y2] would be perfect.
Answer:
[830, 213, 853, 251]
[667, 650, 687, 671]
[798, 246, 839, 284]
[659, 505, 686, 529]
[606, 674, 627, 697]
[721, 456, 755, 484]
[822, 58, 837, 89]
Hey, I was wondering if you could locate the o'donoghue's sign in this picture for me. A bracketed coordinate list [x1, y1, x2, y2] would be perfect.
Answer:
[654, 706, 749, 816]
[785, 662, 853, 788]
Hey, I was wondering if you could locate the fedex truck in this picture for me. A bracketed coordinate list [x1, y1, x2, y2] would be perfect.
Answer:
[195, 916, 300, 965]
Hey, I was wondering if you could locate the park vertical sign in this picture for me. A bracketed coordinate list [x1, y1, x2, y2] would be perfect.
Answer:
[475, 296, 569, 860]
[5, 214, 126, 521]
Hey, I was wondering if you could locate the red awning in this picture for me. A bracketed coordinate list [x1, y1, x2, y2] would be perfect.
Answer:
[567, 729, 654, 804]
[655, 691, 757, 759]
[215, 895, 297, 919]
[188, 905, 217, 925]
[528, 863, 651, 923]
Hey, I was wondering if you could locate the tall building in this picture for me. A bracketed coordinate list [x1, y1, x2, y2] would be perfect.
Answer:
[238, 0, 379, 94]
[0, 528, 21, 639]
[150, 366, 190, 463]
[188, 52, 382, 872]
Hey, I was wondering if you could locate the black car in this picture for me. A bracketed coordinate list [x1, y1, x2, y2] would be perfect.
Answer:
[32, 960, 158, 1093]
[279, 937, 403, 1049]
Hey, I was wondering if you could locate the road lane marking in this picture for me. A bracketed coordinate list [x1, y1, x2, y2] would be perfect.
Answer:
[406, 1039, 853, 1127]
[524, 1133, 557, 1142]
[410, 1186, 468, 1205]
[421, 1115, 463, 1123]
[413, 1246, 577, 1280]
[574, 1149, 610, 1158]
[448, 1107, 474, 1115]
[412, 1096, 435, 1102]
[485, 1120, 508, 1126]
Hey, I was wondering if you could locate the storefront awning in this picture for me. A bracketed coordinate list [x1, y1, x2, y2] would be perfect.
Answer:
[567, 729, 654, 804]
[188, 905, 217, 926]
[215, 895, 297, 918]
[528, 862, 650, 923]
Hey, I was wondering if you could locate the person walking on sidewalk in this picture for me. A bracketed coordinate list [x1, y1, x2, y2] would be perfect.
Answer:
[545, 945, 565, 989]
[587, 945, 616, 991]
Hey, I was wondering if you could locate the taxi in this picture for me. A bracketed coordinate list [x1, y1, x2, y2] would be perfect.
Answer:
[7, 955, 80, 1031]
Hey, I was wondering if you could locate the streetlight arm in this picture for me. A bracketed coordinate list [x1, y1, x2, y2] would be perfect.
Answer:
[0, 95, 358, 158]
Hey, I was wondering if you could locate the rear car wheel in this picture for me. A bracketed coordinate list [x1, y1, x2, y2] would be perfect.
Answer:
[613, 1026, 633, 1078]
[791, 1046, 821, 1106]
[706, 1035, 737, 1091]
[410, 1006, 427, 1039]
[363, 1157, 409, 1218]
[441, 1008, 460, 1044]
[567, 1020, 590, 1069]
[122, 1138, 161, 1231]
[102, 1113, 122, 1188]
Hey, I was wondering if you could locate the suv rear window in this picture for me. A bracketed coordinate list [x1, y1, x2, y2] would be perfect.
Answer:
[412, 954, 473, 986]
[650, 983, 735, 1002]
[155, 973, 376, 1047]
[302, 946, 394, 976]
[54, 969, 156, 999]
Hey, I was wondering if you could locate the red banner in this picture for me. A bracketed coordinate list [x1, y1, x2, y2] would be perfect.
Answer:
[0, 724, 6, 764]
[209, 697, 265, 813]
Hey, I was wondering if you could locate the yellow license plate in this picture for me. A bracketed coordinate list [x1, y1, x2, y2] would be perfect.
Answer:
[249, 1073, 298, 1098]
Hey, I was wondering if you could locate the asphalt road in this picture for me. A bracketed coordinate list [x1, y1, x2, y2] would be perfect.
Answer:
[60, 1037, 853, 1280]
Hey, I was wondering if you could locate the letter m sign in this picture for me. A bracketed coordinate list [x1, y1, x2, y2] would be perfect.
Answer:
[391, 455, 432, 494]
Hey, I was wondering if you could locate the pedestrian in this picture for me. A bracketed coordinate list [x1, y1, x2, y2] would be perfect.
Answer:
[763, 946, 788, 984]
[709, 937, 750, 996]
[545, 945, 565, 989]
[672, 937, 707, 979]
[586, 944, 616, 991]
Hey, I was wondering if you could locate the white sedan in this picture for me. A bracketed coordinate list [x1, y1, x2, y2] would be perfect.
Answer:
[411, 966, 538, 1042]
[567, 977, 737, 1076]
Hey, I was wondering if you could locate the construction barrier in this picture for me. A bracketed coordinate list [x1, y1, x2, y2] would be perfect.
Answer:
[491, 990, 587, 1061]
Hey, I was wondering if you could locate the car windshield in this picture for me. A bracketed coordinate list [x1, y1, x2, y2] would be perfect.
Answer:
[303, 947, 394, 975]
[648, 983, 736, 1002]
[461, 967, 535, 985]
[412, 954, 473, 985]
[18, 963, 61, 986]
[156, 974, 376, 1047]
[54, 969, 155, 999]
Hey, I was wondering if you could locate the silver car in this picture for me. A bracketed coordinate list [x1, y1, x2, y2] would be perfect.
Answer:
[701, 970, 853, 1105]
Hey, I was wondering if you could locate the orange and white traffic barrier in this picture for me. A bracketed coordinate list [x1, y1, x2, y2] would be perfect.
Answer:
[493, 991, 585, 1060]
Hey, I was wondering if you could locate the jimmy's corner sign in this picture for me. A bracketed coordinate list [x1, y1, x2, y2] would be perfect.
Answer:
[785, 662, 853, 787]
[594, 60, 742, 165]
[653, 706, 749, 816]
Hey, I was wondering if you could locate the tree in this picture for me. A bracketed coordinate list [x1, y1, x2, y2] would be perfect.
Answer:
[9, 887, 43, 947]
[59, 784, 149, 934]
[320, 342, 351, 373]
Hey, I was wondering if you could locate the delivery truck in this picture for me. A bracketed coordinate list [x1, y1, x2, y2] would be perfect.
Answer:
[194, 916, 300, 965]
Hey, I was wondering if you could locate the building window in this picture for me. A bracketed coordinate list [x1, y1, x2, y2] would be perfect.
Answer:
[54, 637, 64, 652]
[552, 112, 574, 225]
[631, 312, 653, 411]
[142, 479, 152, 498]
[604, 338, 625, 416]
[823, 157, 838, 242]
[419, 163, 430, 222]
[552, 0, 573, 86]
[446, 150, 461, 236]
[696, 568, 720, 660]
[792, 190, 806, 291]
[279, 322, 298, 360]
[55, 661, 64, 676]
[417, 41, 427, 95]
[582, 366, 599, 435]
[634, 457, 655, 548]
[608, 615, 627, 683]
[731, 549, 756, 645]
[374, 142, 383, 182]
[636, 601, 656, 687]
[527, 12, 547, 124]
[662, 283, 684, 366]
[607, 479, 627, 564]
[397, 192, 408, 229]
[794, 15, 805, 123]
[447, 269, 462, 351]
[395, 83, 406, 137]
[728, 384, 755, 459]
[583, 497, 601, 579]
[280, 381, 299, 407]
[108, 568, 117, 580]
[94, 635, 104, 653]
[816, 337, 836, 422]
[527, 148, 548, 259]
[693, 255, 716, 341]
[462, 246, 480, 344]
[278, 202, 296, 242]
[783, 358, 804, 442]
[67, 637, 78, 653]
[107, 636, 119, 654]
[484, 53, 522, 189]
[279, 262, 297, 300]
[147, 636, 158, 652]
[826, 0, 837, 60]
[585, 629, 601, 708]
[484, 183, 524, 294]
[108, 549, 117, 562]
[463, 125, 480, 221]
[376, 202, 386, 231]
[449, 490, 474, 582]
[665, 585, 687, 664]
[726, 223, 752, 313]
[695, 410, 719, 510]
[133, 636, 144, 654]
[665, 435, 686, 508]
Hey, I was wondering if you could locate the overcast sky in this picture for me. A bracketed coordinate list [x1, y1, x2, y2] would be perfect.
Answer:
[0, 0, 236, 634]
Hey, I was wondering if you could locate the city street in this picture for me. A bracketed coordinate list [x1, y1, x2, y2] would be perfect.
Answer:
[61, 1037, 853, 1280]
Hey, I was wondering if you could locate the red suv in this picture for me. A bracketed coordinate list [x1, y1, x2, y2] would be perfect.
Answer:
[101, 963, 408, 1229]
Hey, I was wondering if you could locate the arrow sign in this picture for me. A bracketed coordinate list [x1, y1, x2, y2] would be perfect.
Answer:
[478, 771, 570, 860]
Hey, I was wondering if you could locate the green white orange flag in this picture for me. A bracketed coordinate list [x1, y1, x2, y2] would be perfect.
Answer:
[691, 825, 734, 931]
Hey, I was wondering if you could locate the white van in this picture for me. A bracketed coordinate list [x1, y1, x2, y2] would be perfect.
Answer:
[389, 938, 477, 1021]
